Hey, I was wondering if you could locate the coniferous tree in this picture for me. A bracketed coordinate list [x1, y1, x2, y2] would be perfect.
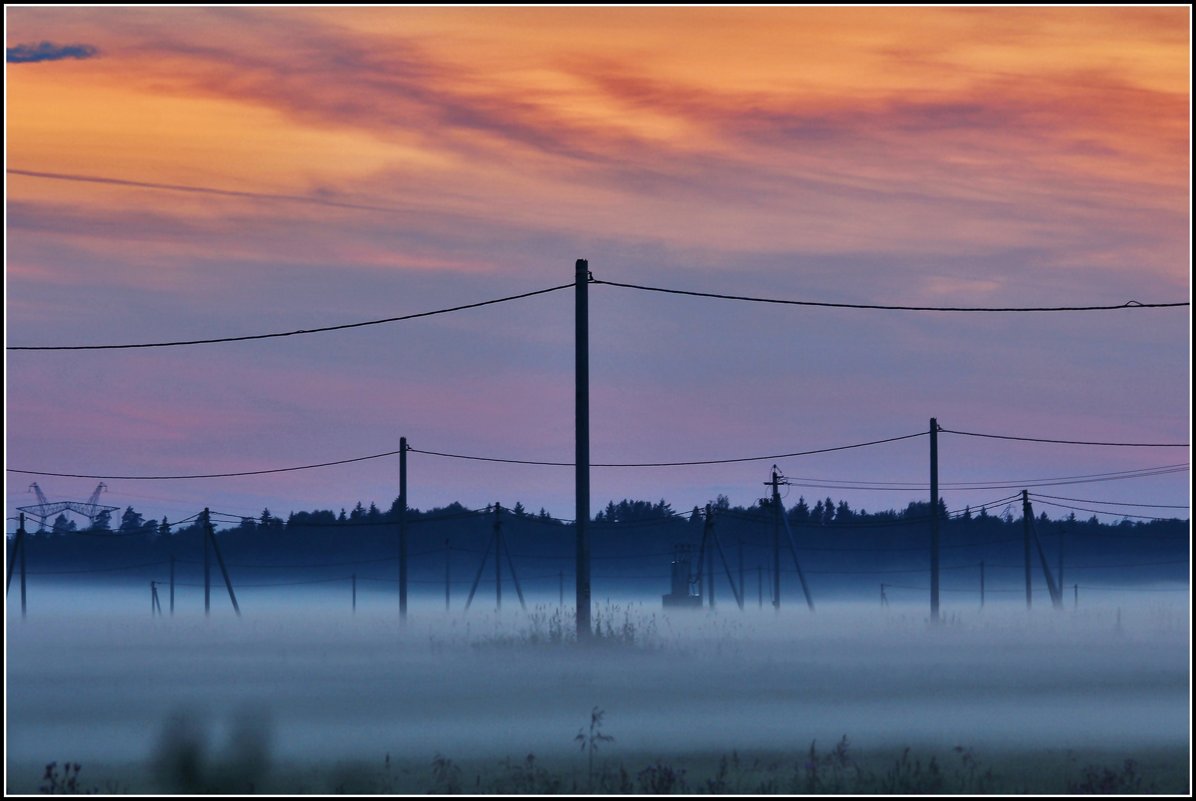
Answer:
[119, 506, 144, 533]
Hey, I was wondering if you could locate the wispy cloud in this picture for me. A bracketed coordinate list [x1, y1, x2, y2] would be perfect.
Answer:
[7, 41, 99, 63]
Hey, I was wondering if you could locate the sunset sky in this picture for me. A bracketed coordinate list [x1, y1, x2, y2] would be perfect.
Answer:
[5, 7, 1190, 528]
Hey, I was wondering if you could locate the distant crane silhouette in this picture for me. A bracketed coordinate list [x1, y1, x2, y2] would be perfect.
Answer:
[19, 482, 119, 530]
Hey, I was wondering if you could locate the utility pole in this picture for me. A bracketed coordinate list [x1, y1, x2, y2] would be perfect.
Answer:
[399, 436, 408, 622]
[930, 417, 940, 622]
[1022, 489, 1032, 609]
[204, 509, 241, 616]
[20, 513, 27, 618]
[980, 561, 986, 609]
[1058, 523, 1065, 591]
[706, 510, 715, 610]
[770, 469, 781, 610]
[738, 539, 744, 611]
[575, 258, 591, 638]
[204, 509, 211, 615]
[7, 514, 29, 618]
[494, 502, 503, 611]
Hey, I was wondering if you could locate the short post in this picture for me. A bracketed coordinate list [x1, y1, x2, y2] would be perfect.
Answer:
[1074, 583, 1078, 609]
[151, 581, 156, 616]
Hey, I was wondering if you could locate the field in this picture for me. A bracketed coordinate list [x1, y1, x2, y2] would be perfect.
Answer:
[6, 585, 1191, 794]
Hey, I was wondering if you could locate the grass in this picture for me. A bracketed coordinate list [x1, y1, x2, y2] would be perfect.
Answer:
[22, 739, 1188, 794]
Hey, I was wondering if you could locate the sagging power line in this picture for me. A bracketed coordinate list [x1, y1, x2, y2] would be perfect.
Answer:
[591, 277, 1188, 312]
[6, 284, 573, 351]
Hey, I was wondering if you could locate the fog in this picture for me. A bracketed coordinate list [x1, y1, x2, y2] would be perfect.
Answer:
[6, 583, 1190, 785]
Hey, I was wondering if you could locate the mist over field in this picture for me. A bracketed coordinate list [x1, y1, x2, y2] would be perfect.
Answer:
[6, 583, 1189, 793]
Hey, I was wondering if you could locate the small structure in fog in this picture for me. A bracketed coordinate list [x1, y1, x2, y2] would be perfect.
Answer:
[662, 544, 702, 608]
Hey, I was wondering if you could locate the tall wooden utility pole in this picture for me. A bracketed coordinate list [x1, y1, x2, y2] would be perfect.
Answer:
[707, 515, 715, 609]
[575, 258, 591, 638]
[204, 509, 211, 615]
[980, 561, 986, 609]
[770, 469, 782, 610]
[494, 503, 503, 610]
[7, 514, 28, 616]
[930, 417, 940, 622]
[1023, 489, 1032, 609]
[399, 436, 408, 621]
[204, 508, 241, 616]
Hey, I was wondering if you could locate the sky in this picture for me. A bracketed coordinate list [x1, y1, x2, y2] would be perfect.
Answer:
[4, 7, 1191, 529]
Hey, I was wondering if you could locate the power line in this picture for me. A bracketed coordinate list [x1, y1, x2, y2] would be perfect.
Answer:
[743, 463, 1190, 492]
[8, 446, 1188, 487]
[591, 277, 1188, 312]
[6, 448, 410, 480]
[1075, 584, 1189, 592]
[6, 167, 421, 215]
[7, 283, 572, 351]
[25, 560, 169, 576]
[1029, 498, 1187, 522]
[1029, 492, 1189, 510]
[941, 428, 1187, 448]
[409, 431, 927, 468]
